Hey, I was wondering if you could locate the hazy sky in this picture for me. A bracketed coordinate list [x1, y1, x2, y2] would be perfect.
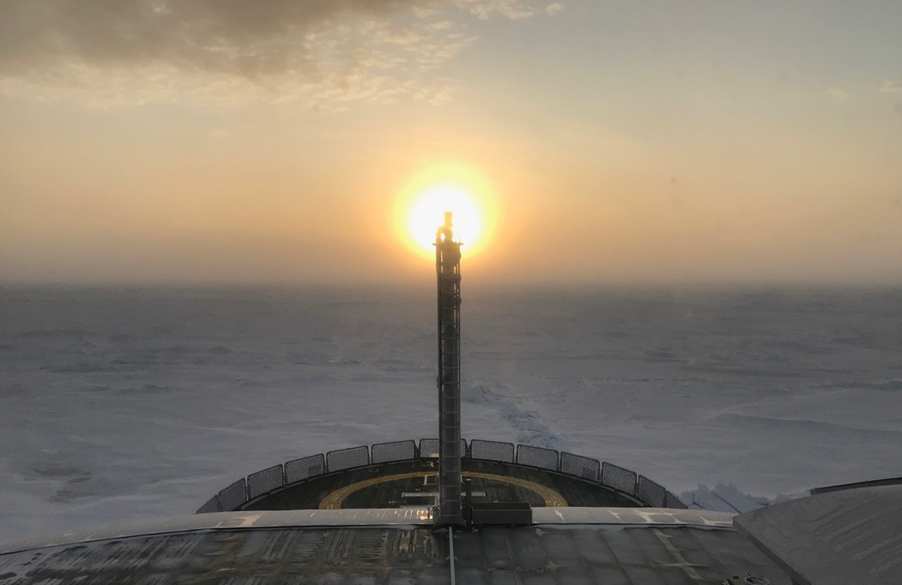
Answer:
[2, 0, 901, 286]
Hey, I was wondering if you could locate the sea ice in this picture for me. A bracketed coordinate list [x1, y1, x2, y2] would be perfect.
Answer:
[1, 285, 900, 541]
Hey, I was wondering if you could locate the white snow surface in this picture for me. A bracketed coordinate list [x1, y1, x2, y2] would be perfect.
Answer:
[1, 284, 901, 541]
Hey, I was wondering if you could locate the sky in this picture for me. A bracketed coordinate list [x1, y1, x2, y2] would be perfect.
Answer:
[1, 0, 901, 287]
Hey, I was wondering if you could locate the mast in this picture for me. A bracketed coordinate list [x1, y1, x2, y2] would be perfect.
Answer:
[435, 211, 465, 528]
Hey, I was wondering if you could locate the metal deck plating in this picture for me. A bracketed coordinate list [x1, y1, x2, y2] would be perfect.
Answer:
[0, 508, 791, 585]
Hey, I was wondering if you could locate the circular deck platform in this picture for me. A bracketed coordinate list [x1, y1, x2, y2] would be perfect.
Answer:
[242, 459, 641, 511]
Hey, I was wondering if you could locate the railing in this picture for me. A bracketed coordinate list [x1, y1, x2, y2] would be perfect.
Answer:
[326, 446, 369, 472]
[285, 454, 324, 484]
[197, 437, 687, 514]
[562, 452, 601, 481]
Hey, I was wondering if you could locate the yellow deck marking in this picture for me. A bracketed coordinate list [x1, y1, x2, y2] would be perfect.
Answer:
[462, 471, 567, 507]
[319, 472, 426, 510]
[653, 528, 705, 582]
[318, 471, 568, 510]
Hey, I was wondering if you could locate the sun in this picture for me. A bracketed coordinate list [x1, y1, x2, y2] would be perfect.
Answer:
[408, 187, 481, 252]
[394, 164, 496, 259]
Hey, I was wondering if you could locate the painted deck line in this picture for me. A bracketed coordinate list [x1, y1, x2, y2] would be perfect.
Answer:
[318, 470, 568, 509]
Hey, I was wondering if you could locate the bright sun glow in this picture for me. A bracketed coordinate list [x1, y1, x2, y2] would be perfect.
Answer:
[394, 164, 497, 259]
[408, 187, 481, 252]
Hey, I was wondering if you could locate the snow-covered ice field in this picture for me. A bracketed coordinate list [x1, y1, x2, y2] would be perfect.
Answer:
[1, 284, 900, 542]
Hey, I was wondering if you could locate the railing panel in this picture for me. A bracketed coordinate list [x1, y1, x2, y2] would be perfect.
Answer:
[419, 438, 439, 458]
[516, 445, 559, 471]
[666, 491, 688, 509]
[637, 475, 667, 507]
[196, 495, 221, 514]
[327, 445, 369, 472]
[419, 438, 467, 458]
[601, 462, 638, 497]
[561, 452, 600, 481]
[372, 440, 416, 464]
[285, 454, 325, 484]
[248, 464, 284, 500]
[470, 439, 514, 463]
[218, 478, 248, 512]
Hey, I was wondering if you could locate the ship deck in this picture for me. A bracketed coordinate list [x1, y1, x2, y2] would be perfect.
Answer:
[0, 508, 792, 585]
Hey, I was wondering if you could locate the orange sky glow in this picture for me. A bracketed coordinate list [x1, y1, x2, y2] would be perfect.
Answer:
[1, 1, 901, 286]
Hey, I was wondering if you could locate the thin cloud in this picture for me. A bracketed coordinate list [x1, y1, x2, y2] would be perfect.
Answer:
[426, 20, 456, 31]
[879, 80, 902, 95]
[546, 3, 564, 16]
[0, 0, 536, 107]
[464, 0, 541, 20]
